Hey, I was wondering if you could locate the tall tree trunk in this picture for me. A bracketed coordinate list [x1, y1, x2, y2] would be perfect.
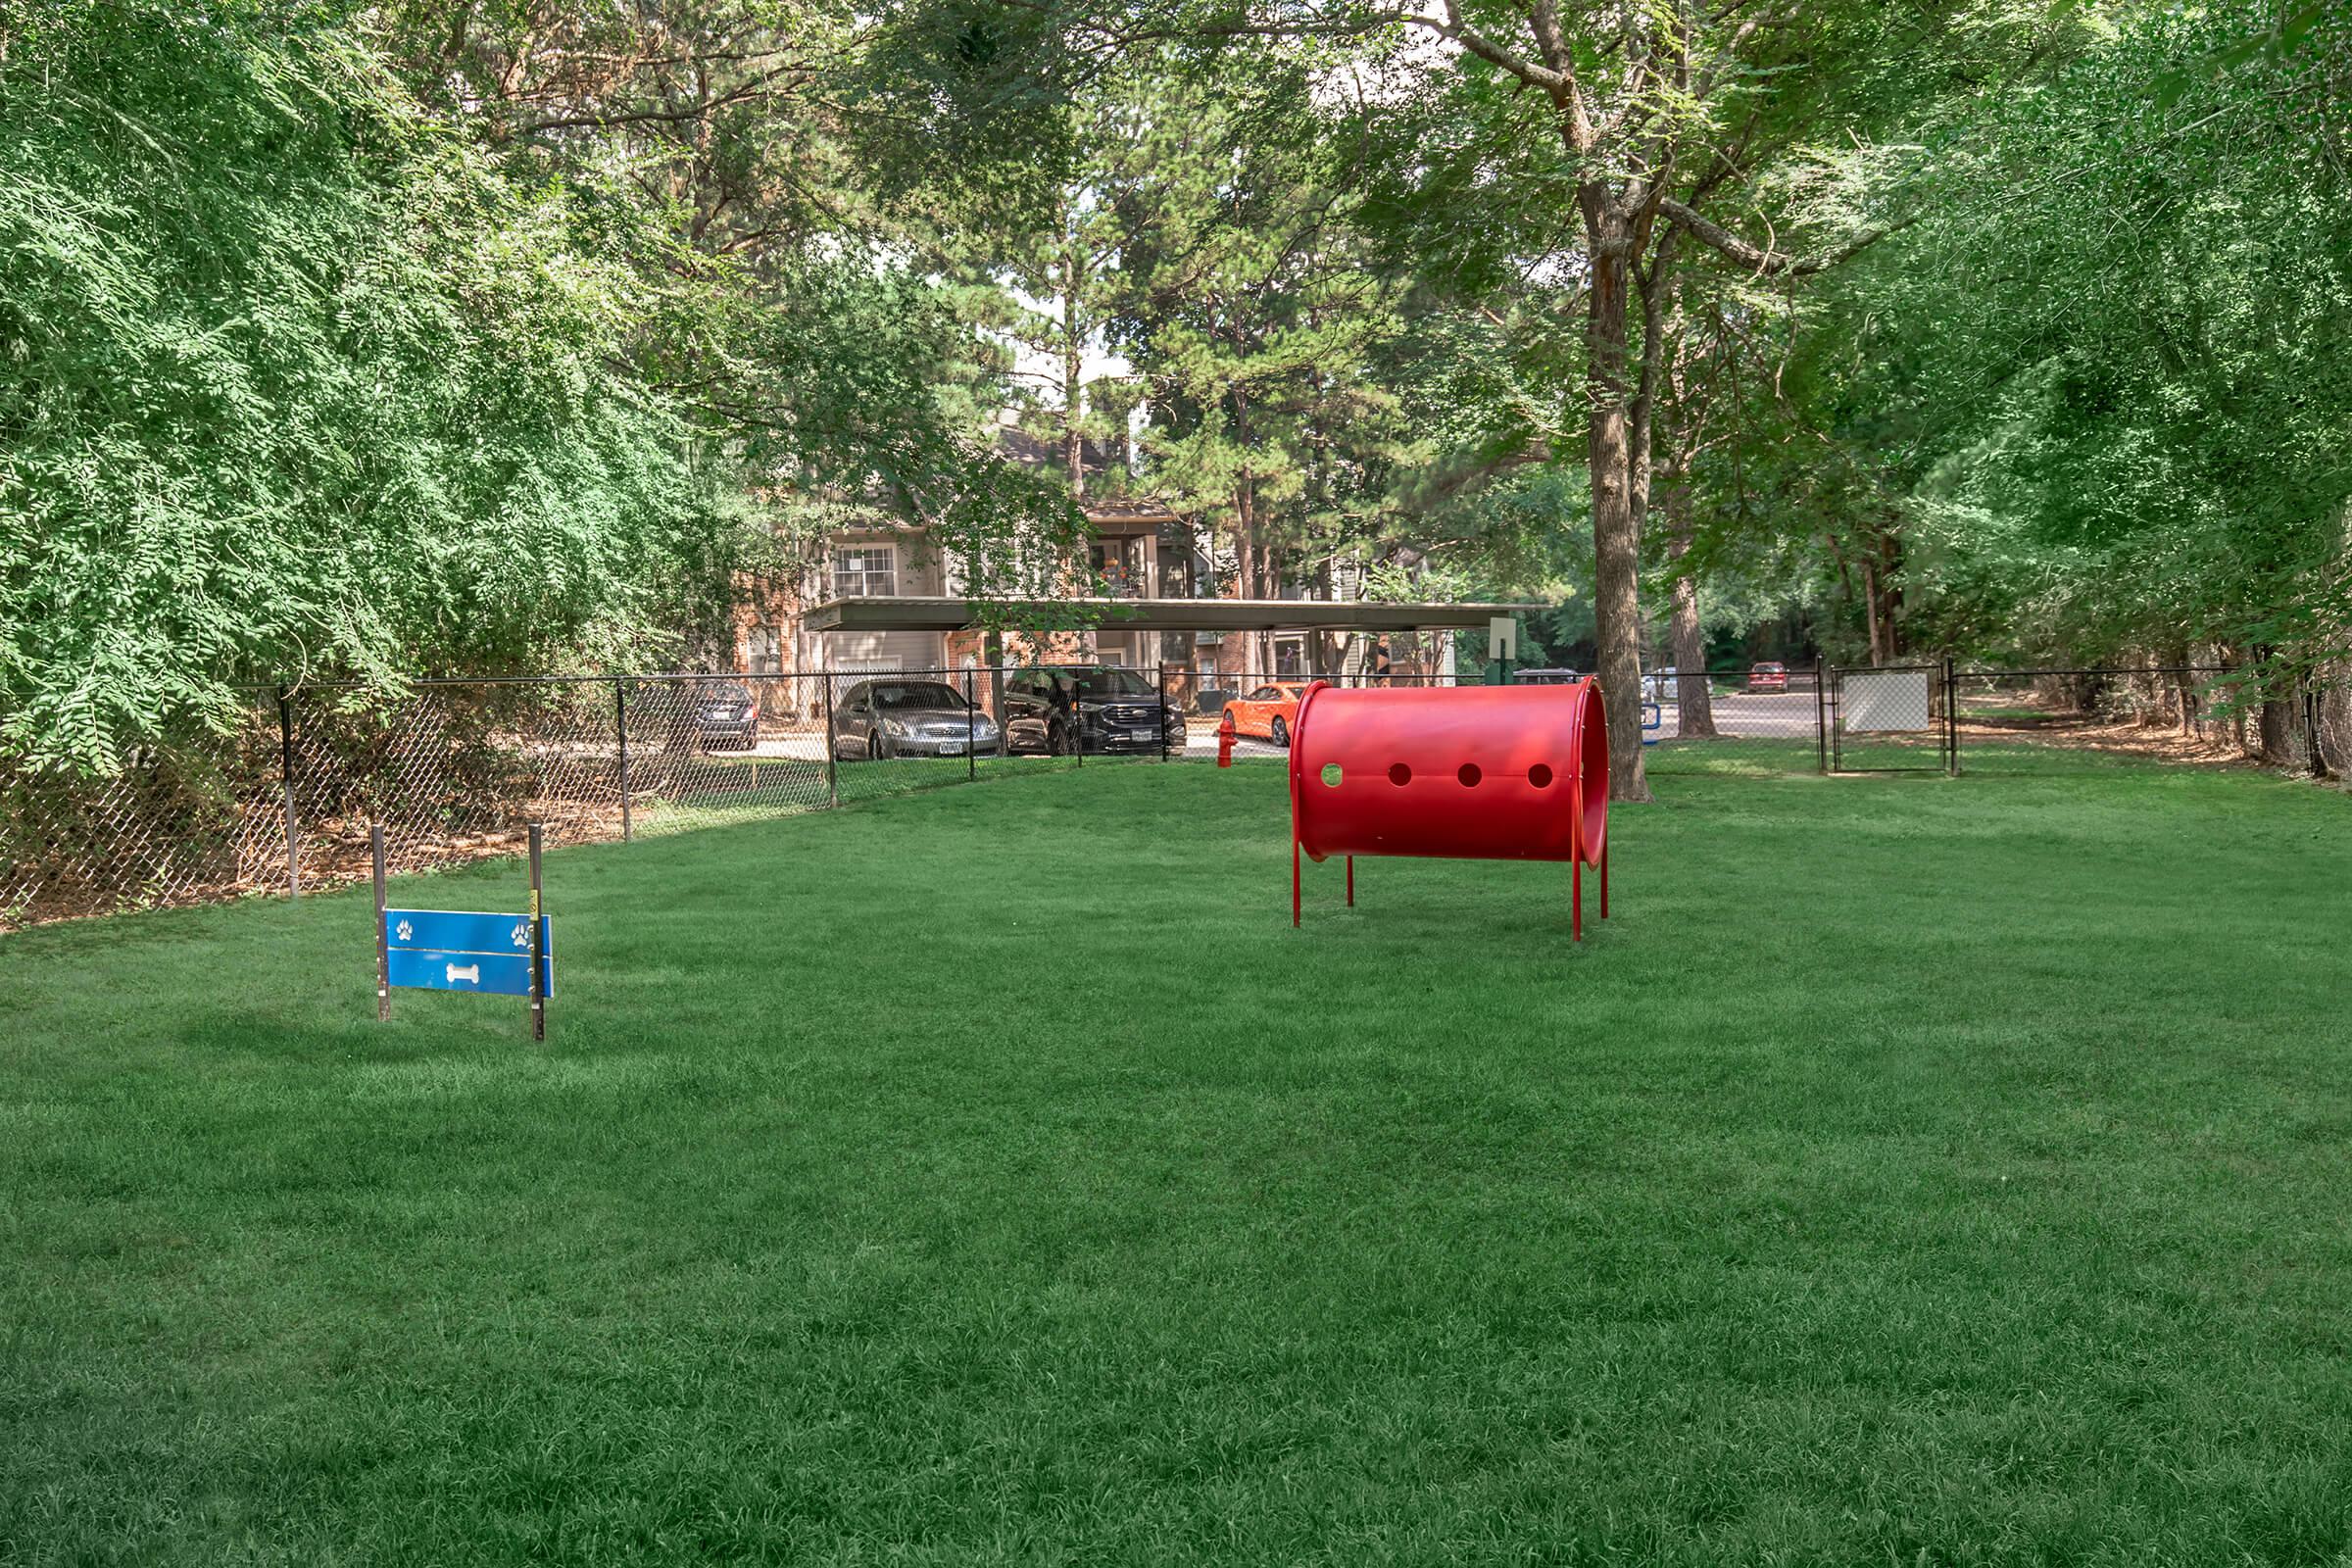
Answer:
[1862, 521, 1903, 664]
[1626, 227, 1714, 735]
[1061, 221, 1085, 502]
[2260, 696, 2296, 764]
[1260, 542, 1281, 671]
[2319, 672, 2348, 777]
[1584, 212, 1650, 802]
[1233, 474, 1267, 674]
[1663, 507, 1716, 736]
[2255, 651, 2296, 764]
[1861, 554, 1903, 665]
[1313, 558, 1338, 672]
[1230, 375, 1270, 672]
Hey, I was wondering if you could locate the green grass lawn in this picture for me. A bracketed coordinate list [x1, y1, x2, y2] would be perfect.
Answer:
[5, 758, 2350, 1565]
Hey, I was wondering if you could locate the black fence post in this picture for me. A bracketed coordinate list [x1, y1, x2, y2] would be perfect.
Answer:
[965, 671, 977, 784]
[1829, 666, 1843, 773]
[1813, 658, 1829, 775]
[614, 677, 632, 842]
[276, 684, 300, 899]
[1158, 666, 1170, 761]
[822, 674, 839, 808]
[1944, 657, 1960, 776]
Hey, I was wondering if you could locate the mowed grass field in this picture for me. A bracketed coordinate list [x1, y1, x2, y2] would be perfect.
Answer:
[5, 754, 2350, 1565]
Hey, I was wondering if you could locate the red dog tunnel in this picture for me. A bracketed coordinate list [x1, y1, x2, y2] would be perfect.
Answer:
[1286, 679, 1611, 938]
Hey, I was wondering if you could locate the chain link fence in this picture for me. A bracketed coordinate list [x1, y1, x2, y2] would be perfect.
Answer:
[1946, 665, 2328, 775]
[0, 694, 296, 928]
[1636, 664, 1828, 776]
[7, 660, 2342, 931]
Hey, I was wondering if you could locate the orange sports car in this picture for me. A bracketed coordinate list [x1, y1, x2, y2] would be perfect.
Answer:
[1223, 682, 1308, 747]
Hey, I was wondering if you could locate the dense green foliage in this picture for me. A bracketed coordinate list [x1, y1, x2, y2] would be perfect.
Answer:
[1905, 5, 2349, 670]
[6, 0, 2347, 774]
[1667, 4, 2352, 685]
[7, 760, 2352, 1561]
[0, 0, 1075, 773]
[0, 4, 703, 766]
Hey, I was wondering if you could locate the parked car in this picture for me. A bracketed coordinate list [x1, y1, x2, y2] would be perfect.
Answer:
[1515, 667, 1582, 686]
[637, 676, 760, 753]
[1747, 662, 1790, 693]
[831, 678, 1000, 760]
[1001, 665, 1186, 756]
[1222, 683, 1308, 747]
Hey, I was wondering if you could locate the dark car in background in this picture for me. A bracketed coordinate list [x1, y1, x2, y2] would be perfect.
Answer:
[831, 678, 1001, 760]
[1515, 667, 1582, 686]
[1002, 665, 1186, 757]
[636, 676, 760, 753]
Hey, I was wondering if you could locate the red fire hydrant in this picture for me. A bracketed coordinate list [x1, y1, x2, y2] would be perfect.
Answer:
[1216, 709, 1237, 767]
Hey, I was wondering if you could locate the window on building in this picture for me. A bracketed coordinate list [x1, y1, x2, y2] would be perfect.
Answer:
[832, 546, 897, 598]
[747, 623, 783, 676]
[1089, 538, 1147, 596]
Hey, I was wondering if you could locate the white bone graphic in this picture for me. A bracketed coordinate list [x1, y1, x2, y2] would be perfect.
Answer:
[446, 962, 480, 985]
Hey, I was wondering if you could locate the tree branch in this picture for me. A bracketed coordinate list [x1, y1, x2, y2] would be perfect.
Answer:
[1408, 2, 1565, 94]
[1524, 0, 1574, 80]
[1658, 197, 1917, 275]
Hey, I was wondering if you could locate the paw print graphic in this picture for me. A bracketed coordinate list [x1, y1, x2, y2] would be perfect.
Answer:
[512, 922, 532, 949]
[396, 919, 414, 942]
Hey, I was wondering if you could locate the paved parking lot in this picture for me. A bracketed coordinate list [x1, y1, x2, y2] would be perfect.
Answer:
[710, 685, 1827, 763]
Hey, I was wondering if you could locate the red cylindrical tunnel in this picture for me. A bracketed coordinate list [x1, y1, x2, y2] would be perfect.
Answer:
[1287, 680, 1608, 865]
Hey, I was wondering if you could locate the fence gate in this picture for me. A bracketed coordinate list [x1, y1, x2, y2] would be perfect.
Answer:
[1829, 662, 1956, 774]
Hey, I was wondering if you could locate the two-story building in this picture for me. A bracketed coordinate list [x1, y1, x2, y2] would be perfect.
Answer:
[730, 492, 1198, 680]
[725, 426, 1523, 693]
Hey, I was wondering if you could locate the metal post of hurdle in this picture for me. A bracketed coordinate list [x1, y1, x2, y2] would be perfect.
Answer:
[527, 824, 547, 1043]
[371, 824, 391, 1022]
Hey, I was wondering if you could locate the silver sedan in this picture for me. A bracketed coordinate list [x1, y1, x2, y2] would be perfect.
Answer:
[830, 679, 1002, 760]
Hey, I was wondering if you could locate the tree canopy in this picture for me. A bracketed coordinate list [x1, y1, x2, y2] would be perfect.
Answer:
[6, 0, 2348, 785]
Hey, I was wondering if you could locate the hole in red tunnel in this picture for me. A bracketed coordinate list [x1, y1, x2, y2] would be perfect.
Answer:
[1457, 763, 1481, 787]
[1388, 763, 1411, 786]
[1528, 763, 1553, 788]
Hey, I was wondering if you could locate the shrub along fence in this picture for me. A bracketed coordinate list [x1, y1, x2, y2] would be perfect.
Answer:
[1, 666, 1434, 929]
[3, 662, 2340, 930]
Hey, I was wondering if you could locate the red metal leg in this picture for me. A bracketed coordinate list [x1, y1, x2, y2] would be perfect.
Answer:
[1346, 856, 1354, 906]
[1293, 833, 1301, 928]
[1572, 856, 1583, 942]
[1599, 839, 1609, 918]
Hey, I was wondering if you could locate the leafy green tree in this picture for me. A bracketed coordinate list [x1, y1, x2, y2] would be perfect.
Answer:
[1710, 1, 2351, 756]
[1045, 0, 2037, 794]
[0, 0, 1085, 773]
[0, 1, 723, 768]
[381, 0, 1090, 603]
[1101, 54, 1425, 669]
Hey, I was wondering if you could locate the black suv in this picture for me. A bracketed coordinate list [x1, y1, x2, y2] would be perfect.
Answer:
[1001, 665, 1186, 757]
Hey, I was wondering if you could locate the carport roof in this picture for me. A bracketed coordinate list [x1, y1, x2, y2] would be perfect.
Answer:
[804, 596, 1545, 634]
